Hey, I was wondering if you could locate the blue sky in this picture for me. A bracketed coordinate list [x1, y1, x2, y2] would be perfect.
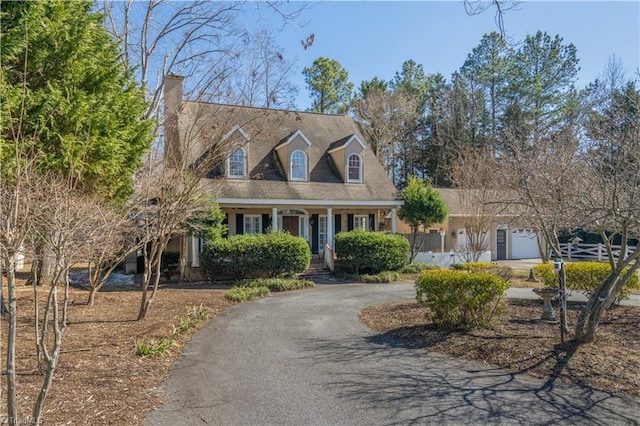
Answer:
[244, 1, 640, 110]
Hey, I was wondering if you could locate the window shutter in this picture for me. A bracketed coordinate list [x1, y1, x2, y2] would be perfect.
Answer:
[347, 214, 354, 231]
[236, 214, 244, 235]
[222, 213, 229, 238]
[262, 214, 270, 234]
[311, 214, 319, 253]
[334, 214, 342, 234]
[369, 214, 375, 231]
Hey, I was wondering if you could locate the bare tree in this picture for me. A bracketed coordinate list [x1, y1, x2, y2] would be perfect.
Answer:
[572, 75, 640, 342]
[0, 159, 39, 423]
[353, 85, 420, 181]
[85, 205, 142, 306]
[451, 149, 505, 262]
[29, 179, 103, 423]
[231, 28, 298, 109]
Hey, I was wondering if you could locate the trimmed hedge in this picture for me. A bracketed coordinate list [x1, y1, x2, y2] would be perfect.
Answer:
[201, 232, 312, 280]
[335, 229, 410, 274]
[416, 270, 509, 329]
[533, 261, 640, 299]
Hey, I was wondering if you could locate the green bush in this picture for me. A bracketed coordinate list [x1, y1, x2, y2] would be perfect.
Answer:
[335, 229, 410, 274]
[450, 263, 464, 270]
[235, 278, 315, 292]
[533, 262, 640, 299]
[201, 232, 311, 280]
[224, 285, 270, 302]
[361, 271, 400, 283]
[415, 270, 509, 330]
[463, 262, 512, 282]
[400, 263, 440, 274]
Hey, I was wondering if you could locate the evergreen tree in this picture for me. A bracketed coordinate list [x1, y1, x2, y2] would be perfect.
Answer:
[0, 0, 154, 202]
[302, 57, 353, 113]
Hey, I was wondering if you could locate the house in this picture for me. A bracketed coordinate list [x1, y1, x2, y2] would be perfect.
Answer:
[395, 188, 542, 261]
[163, 75, 403, 269]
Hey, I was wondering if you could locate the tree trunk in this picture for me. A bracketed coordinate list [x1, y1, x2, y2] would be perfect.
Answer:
[5, 257, 18, 424]
[28, 242, 56, 286]
[574, 274, 618, 343]
[87, 285, 99, 306]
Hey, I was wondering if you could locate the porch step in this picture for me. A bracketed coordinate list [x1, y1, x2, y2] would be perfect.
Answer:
[299, 259, 330, 279]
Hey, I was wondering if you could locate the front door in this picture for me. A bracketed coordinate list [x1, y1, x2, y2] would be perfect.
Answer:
[496, 229, 507, 260]
[282, 216, 299, 236]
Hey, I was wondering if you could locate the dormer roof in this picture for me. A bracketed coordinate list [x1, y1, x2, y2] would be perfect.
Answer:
[275, 129, 311, 150]
[327, 134, 366, 153]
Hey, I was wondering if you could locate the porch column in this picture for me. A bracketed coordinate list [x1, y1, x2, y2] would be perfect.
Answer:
[391, 208, 397, 233]
[191, 235, 200, 267]
[272, 207, 278, 231]
[326, 207, 334, 250]
[440, 230, 446, 253]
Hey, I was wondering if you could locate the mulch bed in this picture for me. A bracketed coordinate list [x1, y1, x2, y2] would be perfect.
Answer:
[1, 281, 234, 425]
[360, 298, 640, 400]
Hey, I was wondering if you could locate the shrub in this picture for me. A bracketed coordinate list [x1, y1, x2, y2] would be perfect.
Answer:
[201, 232, 311, 280]
[464, 262, 512, 282]
[335, 229, 410, 274]
[235, 278, 315, 292]
[400, 263, 440, 274]
[361, 271, 400, 283]
[415, 270, 509, 330]
[253, 232, 312, 278]
[450, 263, 464, 270]
[533, 262, 640, 299]
[224, 285, 270, 302]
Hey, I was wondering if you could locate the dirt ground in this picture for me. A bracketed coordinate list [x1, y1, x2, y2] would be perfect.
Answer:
[360, 298, 640, 400]
[1, 275, 234, 425]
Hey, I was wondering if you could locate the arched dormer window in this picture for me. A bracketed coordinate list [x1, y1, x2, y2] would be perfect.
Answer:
[347, 153, 362, 182]
[290, 150, 307, 181]
[228, 148, 246, 178]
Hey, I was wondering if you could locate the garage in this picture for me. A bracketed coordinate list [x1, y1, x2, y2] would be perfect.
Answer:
[510, 229, 539, 259]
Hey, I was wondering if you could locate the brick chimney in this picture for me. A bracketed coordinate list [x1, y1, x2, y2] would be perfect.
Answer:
[163, 75, 184, 166]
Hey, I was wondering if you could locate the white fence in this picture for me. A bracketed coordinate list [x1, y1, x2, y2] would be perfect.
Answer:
[414, 250, 492, 268]
[560, 243, 636, 261]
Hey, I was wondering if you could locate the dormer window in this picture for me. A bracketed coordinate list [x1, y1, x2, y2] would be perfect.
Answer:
[228, 148, 246, 178]
[347, 153, 362, 182]
[290, 150, 307, 181]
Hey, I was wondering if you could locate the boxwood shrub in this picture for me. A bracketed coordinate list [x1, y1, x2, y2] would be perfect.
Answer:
[533, 261, 639, 299]
[201, 232, 311, 280]
[335, 229, 410, 274]
[415, 270, 509, 330]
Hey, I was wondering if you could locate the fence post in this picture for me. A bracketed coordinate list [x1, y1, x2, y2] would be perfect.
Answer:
[567, 243, 572, 259]
[598, 243, 603, 261]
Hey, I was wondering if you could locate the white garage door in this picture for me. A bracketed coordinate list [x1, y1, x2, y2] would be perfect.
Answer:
[511, 229, 539, 259]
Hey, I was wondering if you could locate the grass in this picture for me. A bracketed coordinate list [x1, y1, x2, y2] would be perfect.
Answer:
[136, 305, 211, 358]
[135, 337, 173, 358]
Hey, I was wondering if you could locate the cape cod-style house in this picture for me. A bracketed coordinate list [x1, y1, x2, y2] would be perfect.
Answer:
[162, 75, 403, 270]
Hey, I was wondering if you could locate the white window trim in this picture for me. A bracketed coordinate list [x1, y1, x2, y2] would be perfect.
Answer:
[227, 147, 246, 178]
[290, 150, 307, 181]
[319, 215, 328, 252]
[244, 214, 261, 235]
[346, 153, 363, 183]
[354, 214, 368, 230]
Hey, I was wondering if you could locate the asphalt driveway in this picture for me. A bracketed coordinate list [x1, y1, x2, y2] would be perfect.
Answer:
[146, 283, 640, 425]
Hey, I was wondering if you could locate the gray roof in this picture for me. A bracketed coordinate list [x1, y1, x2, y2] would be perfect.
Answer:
[184, 103, 401, 204]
